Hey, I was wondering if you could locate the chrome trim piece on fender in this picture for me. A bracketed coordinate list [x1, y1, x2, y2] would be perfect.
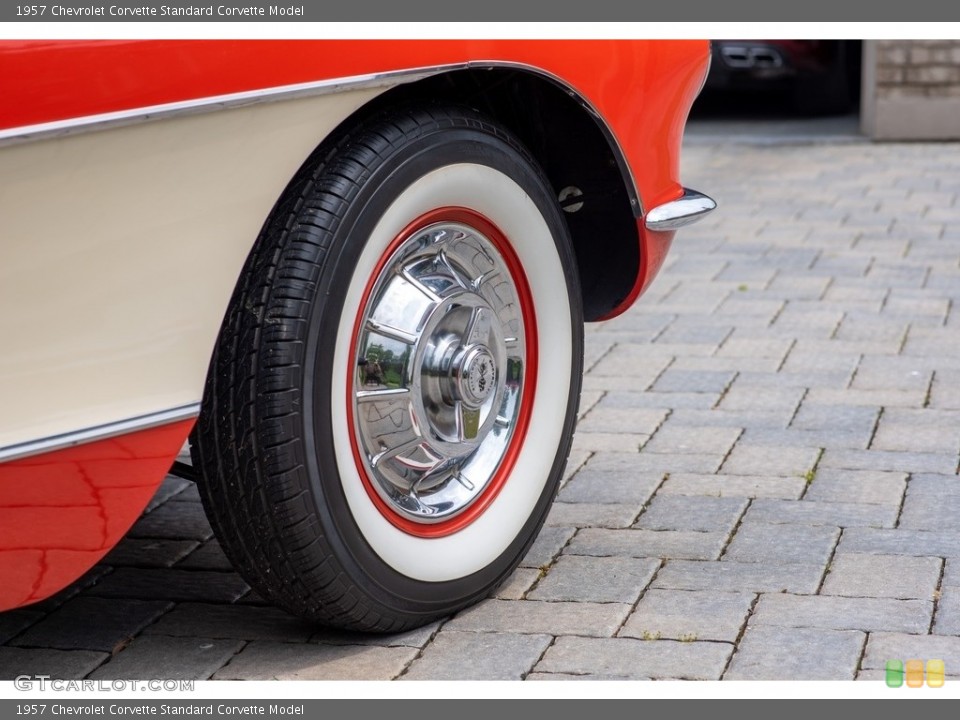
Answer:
[0, 403, 200, 463]
[0, 67, 448, 147]
[644, 188, 717, 232]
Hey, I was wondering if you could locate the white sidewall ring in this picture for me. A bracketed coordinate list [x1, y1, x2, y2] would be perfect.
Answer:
[331, 163, 573, 582]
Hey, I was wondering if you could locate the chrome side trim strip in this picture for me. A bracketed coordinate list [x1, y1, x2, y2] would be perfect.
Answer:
[0, 66, 450, 147]
[644, 188, 717, 232]
[0, 403, 201, 463]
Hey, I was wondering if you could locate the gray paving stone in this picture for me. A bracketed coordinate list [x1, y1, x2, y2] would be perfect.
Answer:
[725, 626, 865, 680]
[739, 427, 872, 450]
[900, 493, 960, 531]
[577, 407, 667, 435]
[635, 495, 747, 534]
[545, 502, 642, 529]
[536, 636, 732, 680]
[446, 599, 630, 637]
[652, 369, 736, 394]
[862, 633, 960, 672]
[666, 408, 793, 430]
[525, 672, 647, 681]
[930, 370, 960, 409]
[213, 641, 418, 680]
[908, 473, 960, 497]
[142, 603, 315, 642]
[585, 349, 672, 386]
[643, 425, 742, 456]
[873, 423, 960, 455]
[102, 539, 200, 569]
[719, 385, 805, 414]
[782, 351, 863, 377]
[169, 483, 201, 503]
[883, 407, 960, 426]
[311, 621, 441, 649]
[672, 355, 784, 373]
[790, 403, 880, 434]
[577, 391, 604, 421]
[943, 559, 960, 588]
[744, 498, 898, 528]
[84, 568, 249, 603]
[28, 565, 114, 614]
[529, 556, 659, 603]
[565, 528, 726, 561]
[721, 445, 821, 477]
[89, 636, 243, 680]
[0, 609, 43, 644]
[570, 431, 649, 453]
[804, 469, 907, 505]
[852, 357, 933, 393]
[934, 586, 960, 636]
[129, 501, 214, 541]
[145, 476, 191, 512]
[840, 528, 960, 558]
[805, 388, 928, 409]
[625, 452, 726, 474]
[558, 469, 662, 505]
[493, 568, 541, 600]
[652, 560, 823, 594]
[717, 338, 795, 362]
[751, 594, 933, 634]
[599, 390, 720, 410]
[176, 540, 236, 572]
[622, 590, 754, 643]
[658, 473, 806, 499]
[563, 448, 592, 482]
[519, 526, 576, 568]
[0, 647, 108, 681]
[724, 522, 839, 565]
[656, 322, 733, 346]
[11, 597, 172, 653]
[820, 449, 957, 475]
[401, 632, 552, 680]
[736, 370, 853, 390]
[822, 554, 942, 600]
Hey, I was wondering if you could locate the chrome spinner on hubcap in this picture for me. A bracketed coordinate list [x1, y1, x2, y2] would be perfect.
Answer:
[352, 221, 528, 523]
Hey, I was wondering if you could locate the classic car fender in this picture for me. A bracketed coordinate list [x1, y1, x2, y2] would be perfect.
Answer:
[0, 40, 712, 611]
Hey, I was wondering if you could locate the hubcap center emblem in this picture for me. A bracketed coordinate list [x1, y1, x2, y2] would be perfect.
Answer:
[458, 346, 496, 407]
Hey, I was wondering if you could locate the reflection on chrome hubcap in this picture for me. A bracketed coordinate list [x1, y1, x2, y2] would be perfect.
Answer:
[353, 221, 527, 523]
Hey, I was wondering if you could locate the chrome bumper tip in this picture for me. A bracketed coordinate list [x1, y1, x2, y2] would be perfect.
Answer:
[644, 189, 717, 232]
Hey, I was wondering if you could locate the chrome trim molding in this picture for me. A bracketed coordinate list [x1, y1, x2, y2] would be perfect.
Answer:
[644, 188, 717, 232]
[0, 67, 449, 147]
[0, 403, 201, 463]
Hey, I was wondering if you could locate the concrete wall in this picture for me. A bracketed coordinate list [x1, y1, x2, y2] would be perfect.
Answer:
[862, 40, 960, 140]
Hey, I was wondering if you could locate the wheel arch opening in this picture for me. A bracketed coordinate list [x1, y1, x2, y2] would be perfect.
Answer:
[333, 67, 642, 322]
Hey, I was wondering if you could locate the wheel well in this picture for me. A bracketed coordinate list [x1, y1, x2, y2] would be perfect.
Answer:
[340, 68, 641, 322]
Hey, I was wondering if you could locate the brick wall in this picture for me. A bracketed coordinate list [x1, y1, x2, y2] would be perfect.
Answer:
[863, 41, 960, 139]
[876, 41, 960, 98]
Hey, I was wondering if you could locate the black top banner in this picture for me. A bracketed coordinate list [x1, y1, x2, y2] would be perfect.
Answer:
[1, 0, 959, 22]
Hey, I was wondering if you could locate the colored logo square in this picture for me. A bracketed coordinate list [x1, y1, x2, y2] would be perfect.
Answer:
[906, 659, 924, 688]
[927, 659, 945, 688]
[886, 660, 904, 688]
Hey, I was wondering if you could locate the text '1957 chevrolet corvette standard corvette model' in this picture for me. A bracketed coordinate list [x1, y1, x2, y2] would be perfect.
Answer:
[0, 39, 715, 632]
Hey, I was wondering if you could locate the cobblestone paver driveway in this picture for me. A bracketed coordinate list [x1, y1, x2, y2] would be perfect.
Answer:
[3, 136, 960, 682]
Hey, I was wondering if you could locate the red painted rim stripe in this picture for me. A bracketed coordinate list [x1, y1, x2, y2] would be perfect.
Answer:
[345, 207, 538, 539]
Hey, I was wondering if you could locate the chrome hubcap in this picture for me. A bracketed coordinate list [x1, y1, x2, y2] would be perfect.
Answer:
[352, 220, 528, 523]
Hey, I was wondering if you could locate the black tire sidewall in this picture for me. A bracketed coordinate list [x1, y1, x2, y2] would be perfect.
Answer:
[301, 121, 583, 618]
